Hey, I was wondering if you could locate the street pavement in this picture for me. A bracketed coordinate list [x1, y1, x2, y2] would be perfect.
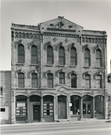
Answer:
[1, 121, 111, 135]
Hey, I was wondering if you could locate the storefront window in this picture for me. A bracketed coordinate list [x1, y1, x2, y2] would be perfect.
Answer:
[43, 95, 53, 116]
[70, 95, 80, 115]
[16, 95, 27, 120]
[95, 95, 104, 114]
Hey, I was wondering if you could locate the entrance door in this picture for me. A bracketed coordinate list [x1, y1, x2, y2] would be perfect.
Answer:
[33, 105, 40, 121]
[58, 95, 66, 119]
[83, 102, 92, 118]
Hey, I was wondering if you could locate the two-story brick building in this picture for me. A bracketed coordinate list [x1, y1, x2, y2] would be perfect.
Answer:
[11, 16, 108, 123]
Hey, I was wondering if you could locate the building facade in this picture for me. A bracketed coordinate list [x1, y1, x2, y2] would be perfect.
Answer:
[0, 71, 11, 124]
[11, 16, 108, 123]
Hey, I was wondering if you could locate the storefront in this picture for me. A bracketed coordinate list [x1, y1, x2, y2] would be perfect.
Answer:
[15, 92, 105, 123]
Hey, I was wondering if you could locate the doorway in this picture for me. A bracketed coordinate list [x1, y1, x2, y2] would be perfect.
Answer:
[83, 96, 92, 118]
[33, 105, 40, 121]
[58, 95, 67, 119]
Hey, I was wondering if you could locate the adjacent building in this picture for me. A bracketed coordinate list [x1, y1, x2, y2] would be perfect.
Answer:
[10, 16, 108, 123]
[0, 71, 11, 124]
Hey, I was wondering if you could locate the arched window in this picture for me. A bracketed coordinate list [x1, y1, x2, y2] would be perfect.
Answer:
[31, 45, 37, 64]
[59, 46, 65, 65]
[96, 75, 102, 88]
[59, 72, 65, 84]
[96, 49, 102, 67]
[18, 73, 24, 88]
[47, 46, 53, 65]
[70, 95, 80, 115]
[84, 48, 90, 67]
[70, 47, 77, 65]
[32, 73, 38, 88]
[47, 73, 53, 88]
[18, 44, 25, 63]
[71, 73, 77, 88]
[95, 95, 104, 115]
[85, 74, 90, 88]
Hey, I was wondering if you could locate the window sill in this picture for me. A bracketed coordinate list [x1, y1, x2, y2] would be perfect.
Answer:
[83, 66, 90, 68]
[69, 65, 76, 68]
[30, 64, 39, 66]
[56, 65, 65, 67]
[45, 64, 53, 67]
[16, 63, 24, 66]
[95, 67, 103, 69]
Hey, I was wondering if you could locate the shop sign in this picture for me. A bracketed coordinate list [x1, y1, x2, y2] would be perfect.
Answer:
[17, 103, 25, 107]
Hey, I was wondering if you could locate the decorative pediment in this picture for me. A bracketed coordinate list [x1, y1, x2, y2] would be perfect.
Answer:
[67, 70, 77, 79]
[55, 42, 63, 51]
[40, 16, 83, 32]
[55, 69, 65, 77]
[82, 44, 89, 52]
[14, 39, 23, 48]
[43, 70, 52, 79]
[27, 39, 39, 49]
[82, 71, 91, 79]
[93, 44, 102, 53]
[93, 72, 103, 79]
[44, 41, 51, 50]
[67, 43, 75, 51]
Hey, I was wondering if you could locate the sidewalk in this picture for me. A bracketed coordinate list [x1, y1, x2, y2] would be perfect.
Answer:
[1, 119, 111, 127]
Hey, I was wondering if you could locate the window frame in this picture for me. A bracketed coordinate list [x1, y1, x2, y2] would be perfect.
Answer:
[31, 45, 37, 64]
[18, 73, 24, 88]
[59, 46, 65, 65]
[18, 44, 25, 63]
[59, 72, 65, 84]
[47, 45, 53, 65]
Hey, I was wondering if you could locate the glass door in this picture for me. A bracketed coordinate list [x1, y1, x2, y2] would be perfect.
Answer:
[83, 102, 92, 118]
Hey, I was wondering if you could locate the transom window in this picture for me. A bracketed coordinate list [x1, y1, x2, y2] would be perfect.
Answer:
[31, 45, 37, 64]
[96, 49, 102, 67]
[18, 44, 25, 63]
[18, 73, 24, 88]
[85, 74, 90, 88]
[59, 46, 65, 65]
[32, 73, 38, 88]
[59, 72, 65, 84]
[71, 73, 77, 88]
[47, 73, 53, 88]
[84, 48, 90, 67]
[70, 47, 77, 65]
[47, 46, 53, 65]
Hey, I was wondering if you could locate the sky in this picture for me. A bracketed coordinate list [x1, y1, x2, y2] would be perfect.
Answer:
[0, 0, 111, 73]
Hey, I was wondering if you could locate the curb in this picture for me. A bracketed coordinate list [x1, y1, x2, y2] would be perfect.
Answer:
[1, 119, 111, 127]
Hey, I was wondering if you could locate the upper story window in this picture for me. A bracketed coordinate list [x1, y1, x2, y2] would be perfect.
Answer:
[18, 44, 25, 63]
[0, 87, 3, 95]
[96, 49, 102, 67]
[84, 48, 90, 67]
[108, 75, 111, 83]
[85, 74, 90, 88]
[59, 46, 65, 65]
[32, 73, 38, 88]
[18, 73, 24, 88]
[71, 73, 77, 88]
[31, 45, 37, 64]
[47, 46, 53, 65]
[70, 47, 77, 66]
[96, 75, 102, 88]
[47, 73, 53, 88]
[59, 72, 65, 84]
